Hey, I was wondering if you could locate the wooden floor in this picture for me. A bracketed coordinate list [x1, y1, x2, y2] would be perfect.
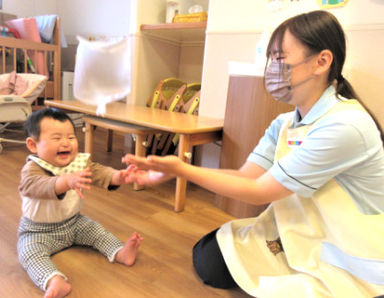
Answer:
[0, 125, 250, 297]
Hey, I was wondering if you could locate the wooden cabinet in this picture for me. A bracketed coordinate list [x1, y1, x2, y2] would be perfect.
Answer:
[215, 75, 294, 218]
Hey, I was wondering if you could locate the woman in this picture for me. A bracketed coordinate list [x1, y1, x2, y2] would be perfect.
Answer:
[123, 10, 384, 297]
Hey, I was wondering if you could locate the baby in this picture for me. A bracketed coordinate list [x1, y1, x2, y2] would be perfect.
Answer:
[18, 108, 143, 298]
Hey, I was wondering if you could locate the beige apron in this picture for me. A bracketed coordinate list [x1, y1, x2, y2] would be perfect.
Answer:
[217, 100, 384, 297]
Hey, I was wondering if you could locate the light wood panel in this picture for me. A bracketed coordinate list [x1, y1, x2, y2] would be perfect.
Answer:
[46, 100, 223, 134]
[215, 75, 294, 218]
[0, 126, 249, 297]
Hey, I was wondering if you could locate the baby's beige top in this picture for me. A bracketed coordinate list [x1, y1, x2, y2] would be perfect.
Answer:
[19, 153, 118, 223]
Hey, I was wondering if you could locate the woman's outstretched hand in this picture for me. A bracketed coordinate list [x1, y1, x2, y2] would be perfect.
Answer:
[122, 154, 181, 173]
[121, 154, 178, 185]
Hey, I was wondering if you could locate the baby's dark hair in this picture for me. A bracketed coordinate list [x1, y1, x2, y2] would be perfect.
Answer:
[25, 108, 76, 139]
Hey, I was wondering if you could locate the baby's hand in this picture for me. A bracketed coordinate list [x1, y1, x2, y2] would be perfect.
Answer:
[65, 167, 92, 199]
[112, 169, 131, 185]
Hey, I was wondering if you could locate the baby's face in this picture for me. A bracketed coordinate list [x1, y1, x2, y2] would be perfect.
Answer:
[34, 118, 78, 167]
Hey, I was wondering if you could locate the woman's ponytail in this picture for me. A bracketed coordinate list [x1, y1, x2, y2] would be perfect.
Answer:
[336, 75, 358, 100]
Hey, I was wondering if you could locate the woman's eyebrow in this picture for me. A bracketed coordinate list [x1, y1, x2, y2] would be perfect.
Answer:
[270, 49, 284, 56]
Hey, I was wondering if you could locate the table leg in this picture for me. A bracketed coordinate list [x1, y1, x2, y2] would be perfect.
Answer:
[133, 134, 146, 191]
[84, 123, 94, 155]
[175, 133, 191, 212]
[107, 129, 113, 152]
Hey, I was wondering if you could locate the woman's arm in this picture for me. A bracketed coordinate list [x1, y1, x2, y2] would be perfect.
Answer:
[180, 162, 292, 205]
[123, 154, 292, 205]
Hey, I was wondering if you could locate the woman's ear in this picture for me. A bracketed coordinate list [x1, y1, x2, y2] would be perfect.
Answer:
[314, 49, 333, 75]
[26, 137, 38, 153]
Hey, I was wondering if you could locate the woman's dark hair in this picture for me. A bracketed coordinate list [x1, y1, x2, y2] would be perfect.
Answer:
[266, 10, 383, 142]
[25, 107, 76, 139]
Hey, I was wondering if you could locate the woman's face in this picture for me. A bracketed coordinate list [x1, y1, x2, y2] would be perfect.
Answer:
[271, 29, 318, 102]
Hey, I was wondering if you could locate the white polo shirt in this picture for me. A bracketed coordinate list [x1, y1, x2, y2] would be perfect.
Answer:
[247, 85, 384, 214]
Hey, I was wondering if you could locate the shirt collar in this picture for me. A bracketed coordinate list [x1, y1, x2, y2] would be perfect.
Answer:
[293, 85, 340, 127]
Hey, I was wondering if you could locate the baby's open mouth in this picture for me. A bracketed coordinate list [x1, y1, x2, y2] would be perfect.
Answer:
[57, 151, 71, 156]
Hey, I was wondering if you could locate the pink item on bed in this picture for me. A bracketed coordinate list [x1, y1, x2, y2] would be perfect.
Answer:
[5, 17, 47, 76]
[0, 71, 28, 95]
[10, 71, 28, 95]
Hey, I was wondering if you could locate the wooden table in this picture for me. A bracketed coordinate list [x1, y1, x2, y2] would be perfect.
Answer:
[45, 100, 223, 212]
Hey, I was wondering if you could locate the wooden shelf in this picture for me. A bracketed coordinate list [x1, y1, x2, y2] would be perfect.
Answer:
[140, 21, 207, 43]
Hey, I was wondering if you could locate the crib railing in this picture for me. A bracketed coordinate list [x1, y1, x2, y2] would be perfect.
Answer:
[0, 28, 61, 102]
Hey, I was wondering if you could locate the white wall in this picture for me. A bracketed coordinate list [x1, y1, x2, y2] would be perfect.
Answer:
[1, 0, 57, 17]
[2, 0, 131, 44]
[206, 0, 383, 33]
[57, 0, 131, 44]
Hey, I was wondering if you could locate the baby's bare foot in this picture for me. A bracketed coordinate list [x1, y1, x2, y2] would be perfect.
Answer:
[116, 232, 144, 266]
[44, 275, 72, 298]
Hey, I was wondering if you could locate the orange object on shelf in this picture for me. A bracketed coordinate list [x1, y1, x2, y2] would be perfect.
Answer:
[172, 12, 207, 23]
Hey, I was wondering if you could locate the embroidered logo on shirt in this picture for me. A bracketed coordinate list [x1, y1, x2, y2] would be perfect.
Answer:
[287, 139, 303, 147]
[286, 127, 305, 148]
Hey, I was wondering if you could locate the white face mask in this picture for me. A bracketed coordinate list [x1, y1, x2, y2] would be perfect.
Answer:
[264, 56, 315, 102]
